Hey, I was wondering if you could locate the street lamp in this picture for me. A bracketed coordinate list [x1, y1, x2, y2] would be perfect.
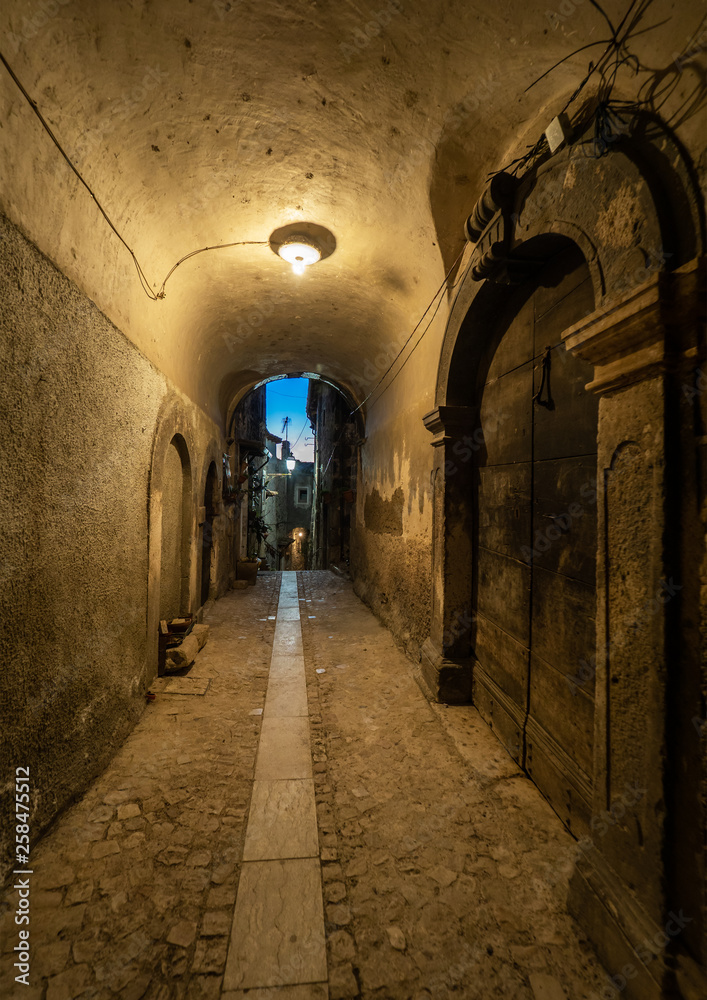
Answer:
[286, 457, 296, 472]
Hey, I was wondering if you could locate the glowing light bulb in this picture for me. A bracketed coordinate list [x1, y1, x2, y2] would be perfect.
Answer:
[278, 240, 321, 275]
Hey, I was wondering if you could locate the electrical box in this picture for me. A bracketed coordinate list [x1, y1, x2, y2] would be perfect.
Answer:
[545, 113, 572, 154]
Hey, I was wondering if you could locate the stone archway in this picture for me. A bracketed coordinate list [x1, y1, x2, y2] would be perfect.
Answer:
[424, 137, 706, 998]
[146, 396, 197, 680]
[159, 434, 192, 622]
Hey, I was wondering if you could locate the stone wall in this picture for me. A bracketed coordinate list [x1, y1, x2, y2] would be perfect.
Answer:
[350, 351, 440, 664]
[0, 213, 230, 880]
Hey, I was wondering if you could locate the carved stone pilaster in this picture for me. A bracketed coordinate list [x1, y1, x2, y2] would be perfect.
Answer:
[564, 259, 706, 999]
[419, 405, 476, 703]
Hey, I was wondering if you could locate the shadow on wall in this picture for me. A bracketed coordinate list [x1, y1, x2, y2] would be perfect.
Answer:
[352, 484, 431, 662]
[363, 487, 404, 535]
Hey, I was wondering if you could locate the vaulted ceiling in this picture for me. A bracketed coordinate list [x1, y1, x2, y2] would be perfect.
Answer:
[0, 0, 698, 423]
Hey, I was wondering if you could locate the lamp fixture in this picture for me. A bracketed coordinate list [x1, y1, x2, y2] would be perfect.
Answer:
[286, 457, 296, 472]
[269, 222, 336, 276]
[278, 239, 321, 276]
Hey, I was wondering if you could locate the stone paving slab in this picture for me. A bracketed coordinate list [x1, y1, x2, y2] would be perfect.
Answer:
[224, 858, 327, 990]
[151, 675, 212, 695]
[243, 780, 318, 861]
[255, 718, 313, 780]
[272, 623, 304, 655]
[270, 654, 306, 679]
[264, 673, 309, 718]
[277, 607, 301, 621]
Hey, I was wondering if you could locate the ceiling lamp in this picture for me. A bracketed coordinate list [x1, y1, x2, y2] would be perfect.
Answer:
[269, 222, 336, 276]
[278, 238, 321, 276]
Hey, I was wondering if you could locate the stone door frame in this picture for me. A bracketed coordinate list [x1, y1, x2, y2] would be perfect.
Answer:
[423, 136, 706, 999]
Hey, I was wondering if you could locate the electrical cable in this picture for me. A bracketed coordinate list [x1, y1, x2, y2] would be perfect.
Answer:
[267, 388, 310, 399]
[364, 265, 455, 410]
[0, 50, 268, 300]
[289, 416, 310, 454]
[320, 244, 467, 477]
[492, 0, 665, 177]
[352, 245, 466, 416]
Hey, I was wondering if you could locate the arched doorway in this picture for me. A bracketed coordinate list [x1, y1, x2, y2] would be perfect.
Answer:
[201, 461, 218, 607]
[470, 240, 597, 833]
[159, 435, 192, 622]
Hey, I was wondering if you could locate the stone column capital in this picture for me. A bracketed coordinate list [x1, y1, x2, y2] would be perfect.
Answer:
[563, 258, 705, 395]
[422, 405, 477, 446]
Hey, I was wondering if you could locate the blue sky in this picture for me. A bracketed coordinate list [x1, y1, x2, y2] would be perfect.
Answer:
[265, 378, 313, 462]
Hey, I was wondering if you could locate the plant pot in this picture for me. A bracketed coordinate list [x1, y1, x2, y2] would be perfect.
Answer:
[236, 559, 260, 586]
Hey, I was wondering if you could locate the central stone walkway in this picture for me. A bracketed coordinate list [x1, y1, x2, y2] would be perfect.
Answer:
[0, 571, 610, 1000]
[223, 571, 327, 996]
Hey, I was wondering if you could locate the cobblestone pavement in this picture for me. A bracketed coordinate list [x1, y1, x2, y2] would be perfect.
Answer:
[298, 571, 608, 1000]
[1, 575, 281, 1000]
[1, 571, 609, 999]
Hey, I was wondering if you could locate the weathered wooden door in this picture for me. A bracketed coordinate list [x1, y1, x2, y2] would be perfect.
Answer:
[471, 245, 598, 834]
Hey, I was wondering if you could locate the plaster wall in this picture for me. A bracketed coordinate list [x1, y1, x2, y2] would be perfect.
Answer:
[0, 212, 229, 879]
[351, 302, 447, 661]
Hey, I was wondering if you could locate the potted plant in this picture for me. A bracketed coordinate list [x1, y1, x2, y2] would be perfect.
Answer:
[236, 555, 260, 586]
[237, 511, 271, 585]
[248, 512, 271, 548]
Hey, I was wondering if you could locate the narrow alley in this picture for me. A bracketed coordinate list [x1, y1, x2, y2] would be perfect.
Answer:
[2, 3, 706, 998]
[2, 573, 608, 1000]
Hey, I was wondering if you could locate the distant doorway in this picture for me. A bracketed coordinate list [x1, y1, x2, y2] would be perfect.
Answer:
[201, 462, 217, 607]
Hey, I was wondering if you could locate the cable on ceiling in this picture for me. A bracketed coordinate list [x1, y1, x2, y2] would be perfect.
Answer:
[320, 244, 467, 477]
[490, 0, 669, 178]
[0, 50, 268, 300]
[352, 245, 466, 417]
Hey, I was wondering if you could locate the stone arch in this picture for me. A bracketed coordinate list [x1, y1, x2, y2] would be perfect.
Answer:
[436, 135, 702, 412]
[224, 372, 366, 442]
[159, 433, 193, 621]
[424, 128, 706, 991]
[424, 127, 701, 698]
[146, 395, 197, 679]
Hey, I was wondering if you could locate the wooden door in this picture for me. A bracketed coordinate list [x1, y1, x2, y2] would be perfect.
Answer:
[471, 245, 598, 835]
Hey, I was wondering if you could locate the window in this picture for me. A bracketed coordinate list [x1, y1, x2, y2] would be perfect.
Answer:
[298, 487, 309, 504]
